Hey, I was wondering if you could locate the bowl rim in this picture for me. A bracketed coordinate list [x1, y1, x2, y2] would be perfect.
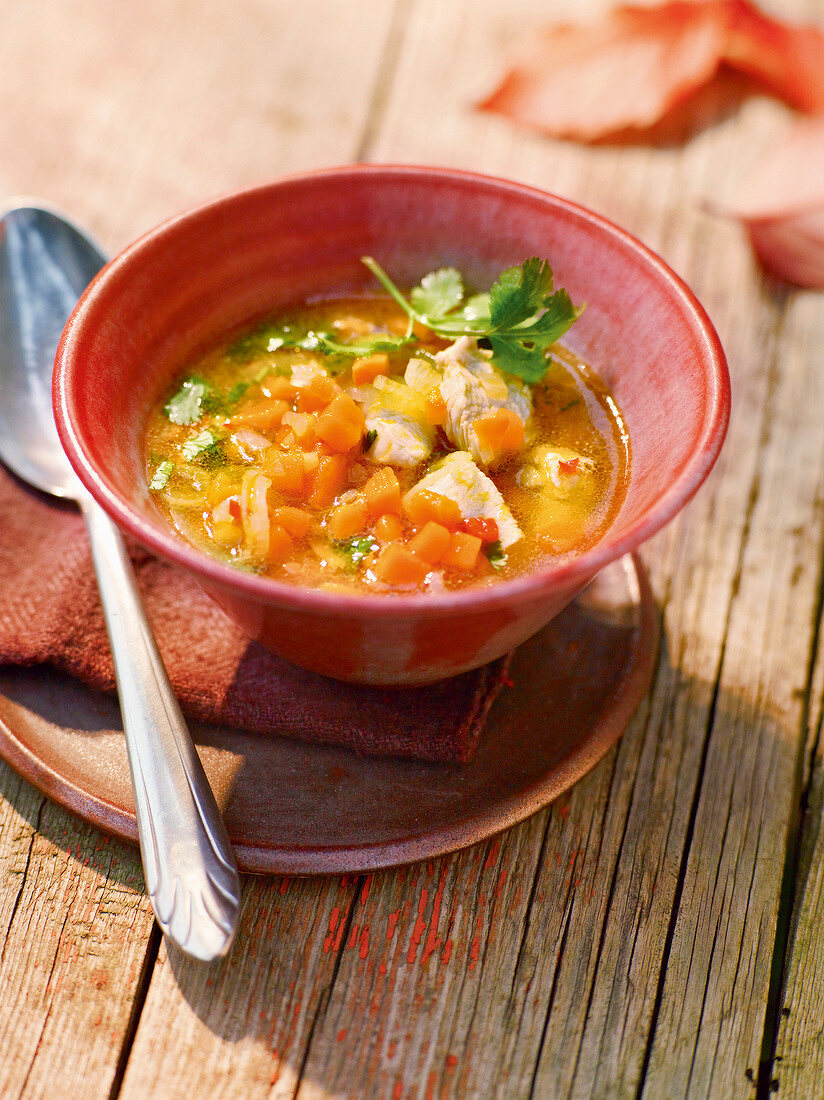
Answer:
[54, 163, 730, 618]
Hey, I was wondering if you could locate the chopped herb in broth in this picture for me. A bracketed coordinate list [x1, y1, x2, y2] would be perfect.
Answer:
[144, 258, 629, 593]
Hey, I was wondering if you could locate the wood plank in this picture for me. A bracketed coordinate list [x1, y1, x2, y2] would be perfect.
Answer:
[0, 0, 397, 251]
[0, 759, 154, 1099]
[117, 875, 359, 1098]
[332, 0, 823, 1096]
[756, 291, 824, 1099]
[0, 0, 398, 1095]
[1, 0, 822, 1097]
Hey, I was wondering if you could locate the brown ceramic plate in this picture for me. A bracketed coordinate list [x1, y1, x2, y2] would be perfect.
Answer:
[0, 555, 657, 874]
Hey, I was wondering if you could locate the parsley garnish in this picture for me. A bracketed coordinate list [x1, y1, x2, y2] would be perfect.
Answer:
[149, 460, 175, 491]
[485, 541, 507, 570]
[363, 428, 378, 451]
[165, 377, 220, 425]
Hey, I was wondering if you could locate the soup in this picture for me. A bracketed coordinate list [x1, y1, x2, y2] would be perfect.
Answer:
[144, 260, 630, 593]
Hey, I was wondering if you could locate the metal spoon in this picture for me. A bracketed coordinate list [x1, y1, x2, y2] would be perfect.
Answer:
[0, 202, 241, 961]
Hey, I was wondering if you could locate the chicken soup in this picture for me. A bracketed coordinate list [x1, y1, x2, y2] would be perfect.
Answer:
[144, 258, 630, 593]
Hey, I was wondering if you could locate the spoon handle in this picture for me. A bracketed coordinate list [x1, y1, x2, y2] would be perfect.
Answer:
[80, 496, 241, 961]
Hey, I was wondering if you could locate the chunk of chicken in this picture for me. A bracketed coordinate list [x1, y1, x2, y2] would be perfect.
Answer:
[364, 409, 434, 467]
[516, 445, 595, 497]
[432, 337, 532, 466]
[404, 451, 523, 548]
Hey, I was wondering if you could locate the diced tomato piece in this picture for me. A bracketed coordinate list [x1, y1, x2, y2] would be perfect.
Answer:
[408, 521, 452, 565]
[374, 543, 429, 587]
[315, 393, 366, 452]
[364, 466, 401, 518]
[441, 531, 482, 571]
[460, 516, 499, 543]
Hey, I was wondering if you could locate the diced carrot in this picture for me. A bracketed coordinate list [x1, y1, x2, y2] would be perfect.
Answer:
[263, 448, 306, 496]
[267, 522, 294, 563]
[374, 542, 428, 587]
[295, 374, 341, 412]
[262, 376, 297, 401]
[207, 469, 240, 508]
[461, 516, 499, 543]
[441, 530, 482, 571]
[375, 513, 403, 543]
[315, 393, 366, 452]
[408, 521, 451, 565]
[226, 397, 288, 431]
[328, 496, 369, 540]
[351, 354, 390, 385]
[473, 408, 525, 458]
[271, 506, 312, 539]
[309, 453, 348, 507]
[364, 467, 401, 518]
[423, 392, 447, 426]
[404, 489, 462, 529]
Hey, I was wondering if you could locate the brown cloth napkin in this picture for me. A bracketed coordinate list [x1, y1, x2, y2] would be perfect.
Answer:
[0, 465, 508, 762]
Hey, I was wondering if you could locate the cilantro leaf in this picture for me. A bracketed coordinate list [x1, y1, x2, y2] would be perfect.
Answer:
[265, 322, 406, 361]
[336, 535, 379, 569]
[485, 541, 507, 570]
[149, 460, 175, 491]
[488, 258, 555, 330]
[181, 429, 226, 469]
[358, 256, 582, 383]
[225, 380, 250, 405]
[487, 336, 553, 383]
[165, 377, 219, 425]
[410, 268, 464, 318]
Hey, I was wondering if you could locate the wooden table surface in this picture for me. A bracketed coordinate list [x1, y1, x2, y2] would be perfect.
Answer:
[2, 1, 823, 1096]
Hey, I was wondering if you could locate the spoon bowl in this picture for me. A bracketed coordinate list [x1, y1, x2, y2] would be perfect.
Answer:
[0, 204, 104, 497]
[0, 202, 241, 962]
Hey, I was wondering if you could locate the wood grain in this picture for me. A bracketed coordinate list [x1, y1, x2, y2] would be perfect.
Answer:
[1, 0, 824, 1096]
[0, 759, 154, 1099]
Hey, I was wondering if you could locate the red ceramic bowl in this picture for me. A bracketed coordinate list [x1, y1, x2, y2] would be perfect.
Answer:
[54, 165, 729, 685]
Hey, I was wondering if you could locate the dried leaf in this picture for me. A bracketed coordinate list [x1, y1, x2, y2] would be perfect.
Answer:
[725, 114, 824, 288]
[479, 1, 824, 143]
